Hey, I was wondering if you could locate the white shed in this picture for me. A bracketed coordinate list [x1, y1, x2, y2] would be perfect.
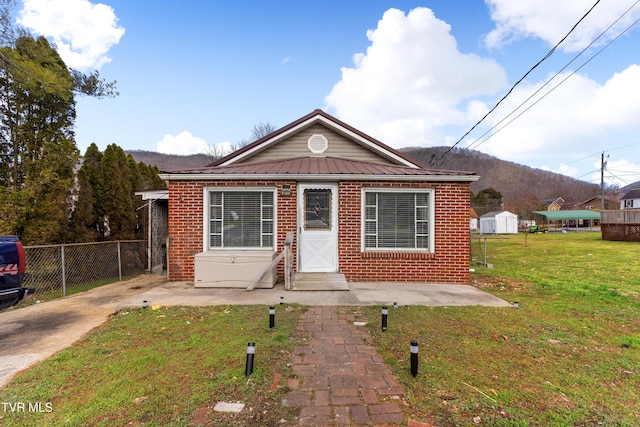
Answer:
[480, 210, 519, 234]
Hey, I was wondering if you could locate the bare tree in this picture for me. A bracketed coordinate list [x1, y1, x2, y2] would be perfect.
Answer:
[232, 121, 277, 151]
[0, 0, 16, 47]
[202, 143, 227, 161]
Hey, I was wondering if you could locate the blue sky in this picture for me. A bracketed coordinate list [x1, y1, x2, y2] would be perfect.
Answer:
[15, 0, 640, 189]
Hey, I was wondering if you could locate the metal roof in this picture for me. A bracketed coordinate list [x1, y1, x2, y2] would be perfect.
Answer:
[533, 210, 601, 220]
[160, 156, 478, 182]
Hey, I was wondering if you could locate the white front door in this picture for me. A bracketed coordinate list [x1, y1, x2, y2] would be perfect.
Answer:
[298, 183, 338, 272]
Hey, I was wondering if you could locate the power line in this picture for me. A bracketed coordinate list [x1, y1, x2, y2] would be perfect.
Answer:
[439, 6, 640, 187]
[459, 21, 635, 156]
[550, 141, 640, 171]
[606, 169, 633, 185]
[458, 1, 640, 157]
[434, 0, 603, 167]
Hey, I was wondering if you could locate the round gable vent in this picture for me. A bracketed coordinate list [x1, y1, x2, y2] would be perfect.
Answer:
[307, 134, 328, 154]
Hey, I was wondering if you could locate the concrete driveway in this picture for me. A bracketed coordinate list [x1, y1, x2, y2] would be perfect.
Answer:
[0, 275, 509, 388]
[0, 274, 167, 388]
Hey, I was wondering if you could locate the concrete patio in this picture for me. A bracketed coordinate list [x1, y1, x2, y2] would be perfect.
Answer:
[117, 279, 511, 310]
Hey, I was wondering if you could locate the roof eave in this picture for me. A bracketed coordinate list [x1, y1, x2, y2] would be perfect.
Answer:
[159, 172, 480, 182]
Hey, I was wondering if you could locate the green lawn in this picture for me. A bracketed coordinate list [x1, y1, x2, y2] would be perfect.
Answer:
[1, 232, 638, 426]
[0, 305, 305, 426]
[364, 232, 640, 426]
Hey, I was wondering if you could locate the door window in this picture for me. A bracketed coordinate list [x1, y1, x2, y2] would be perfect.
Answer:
[304, 189, 331, 230]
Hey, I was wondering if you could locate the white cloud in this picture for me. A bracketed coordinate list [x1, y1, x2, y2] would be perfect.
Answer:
[325, 7, 508, 148]
[156, 131, 208, 155]
[156, 132, 233, 157]
[476, 65, 640, 162]
[603, 158, 640, 187]
[18, 0, 125, 71]
[484, 0, 640, 52]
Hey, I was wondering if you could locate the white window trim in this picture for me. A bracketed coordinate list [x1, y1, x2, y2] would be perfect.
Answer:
[202, 186, 278, 251]
[360, 188, 435, 253]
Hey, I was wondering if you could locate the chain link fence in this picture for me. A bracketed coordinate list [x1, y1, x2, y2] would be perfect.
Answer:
[23, 240, 147, 301]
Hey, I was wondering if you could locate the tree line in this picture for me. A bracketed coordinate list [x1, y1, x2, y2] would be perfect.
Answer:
[0, 3, 164, 245]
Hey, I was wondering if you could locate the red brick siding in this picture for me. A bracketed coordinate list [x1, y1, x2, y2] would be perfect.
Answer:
[167, 180, 298, 281]
[167, 179, 471, 284]
[337, 181, 470, 284]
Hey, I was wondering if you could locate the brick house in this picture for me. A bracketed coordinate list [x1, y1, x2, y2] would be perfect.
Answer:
[159, 110, 479, 287]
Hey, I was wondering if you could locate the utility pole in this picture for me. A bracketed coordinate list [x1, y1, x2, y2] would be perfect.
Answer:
[600, 152, 608, 211]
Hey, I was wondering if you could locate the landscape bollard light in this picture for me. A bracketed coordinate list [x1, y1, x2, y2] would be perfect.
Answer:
[513, 301, 519, 309]
[393, 301, 398, 309]
[142, 300, 148, 309]
[410, 340, 419, 377]
[245, 342, 255, 377]
[269, 305, 275, 329]
[382, 306, 388, 331]
[280, 296, 284, 305]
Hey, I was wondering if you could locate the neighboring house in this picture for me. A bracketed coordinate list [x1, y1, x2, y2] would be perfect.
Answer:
[620, 189, 640, 209]
[159, 110, 479, 286]
[541, 197, 565, 211]
[575, 195, 618, 211]
[479, 211, 518, 234]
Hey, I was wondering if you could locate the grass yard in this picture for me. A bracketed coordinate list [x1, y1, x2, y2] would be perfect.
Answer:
[1, 232, 638, 426]
[364, 232, 640, 426]
[0, 305, 305, 426]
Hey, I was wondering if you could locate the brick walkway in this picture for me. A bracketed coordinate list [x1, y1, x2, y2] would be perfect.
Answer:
[283, 306, 406, 426]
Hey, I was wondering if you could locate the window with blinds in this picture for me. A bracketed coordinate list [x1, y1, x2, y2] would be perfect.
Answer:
[209, 191, 274, 249]
[364, 190, 432, 250]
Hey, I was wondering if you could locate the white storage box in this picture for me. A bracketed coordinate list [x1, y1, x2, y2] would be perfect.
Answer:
[194, 251, 277, 288]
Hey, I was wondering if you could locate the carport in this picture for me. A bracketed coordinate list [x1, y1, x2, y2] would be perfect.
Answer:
[533, 210, 601, 231]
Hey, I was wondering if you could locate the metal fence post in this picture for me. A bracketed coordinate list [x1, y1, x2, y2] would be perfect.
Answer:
[483, 237, 487, 266]
[23, 240, 146, 301]
[117, 241, 123, 281]
[61, 244, 67, 296]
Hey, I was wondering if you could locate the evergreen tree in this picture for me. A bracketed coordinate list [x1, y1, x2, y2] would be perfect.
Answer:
[67, 166, 98, 243]
[471, 187, 504, 216]
[70, 145, 166, 242]
[139, 162, 166, 191]
[100, 144, 135, 240]
[127, 154, 145, 239]
[0, 35, 78, 244]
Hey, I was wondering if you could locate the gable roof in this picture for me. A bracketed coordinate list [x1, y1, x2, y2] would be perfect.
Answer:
[480, 210, 517, 218]
[621, 189, 640, 200]
[576, 195, 618, 205]
[209, 109, 423, 169]
[160, 110, 480, 182]
[541, 196, 565, 205]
